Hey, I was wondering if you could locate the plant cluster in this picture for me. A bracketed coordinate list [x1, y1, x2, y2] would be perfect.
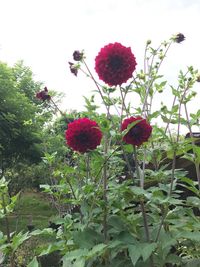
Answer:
[0, 33, 200, 267]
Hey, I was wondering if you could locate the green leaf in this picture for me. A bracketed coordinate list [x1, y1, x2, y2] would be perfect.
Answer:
[117, 231, 137, 245]
[124, 144, 134, 153]
[149, 111, 160, 120]
[73, 228, 102, 249]
[166, 254, 182, 265]
[27, 257, 39, 267]
[73, 258, 85, 267]
[183, 259, 200, 267]
[181, 231, 200, 241]
[62, 250, 86, 267]
[39, 241, 64, 256]
[86, 243, 107, 259]
[131, 186, 150, 198]
[108, 215, 127, 231]
[128, 245, 141, 266]
[186, 196, 200, 207]
[62, 249, 88, 261]
[140, 243, 157, 262]
[12, 232, 30, 252]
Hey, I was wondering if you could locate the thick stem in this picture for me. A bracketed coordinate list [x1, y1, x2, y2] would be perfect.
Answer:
[2, 193, 10, 243]
[66, 176, 83, 222]
[119, 86, 129, 118]
[184, 103, 200, 189]
[169, 152, 177, 196]
[133, 147, 154, 267]
[155, 208, 168, 242]
[86, 153, 90, 180]
[133, 146, 150, 242]
[133, 146, 143, 188]
[50, 98, 65, 117]
[103, 134, 108, 243]
[140, 200, 150, 242]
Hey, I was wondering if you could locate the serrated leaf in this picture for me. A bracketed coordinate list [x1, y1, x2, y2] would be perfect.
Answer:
[73, 228, 102, 249]
[140, 243, 157, 261]
[128, 245, 141, 266]
[186, 196, 200, 207]
[181, 231, 200, 241]
[108, 215, 126, 231]
[73, 258, 85, 267]
[86, 243, 107, 258]
[12, 232, 30, 252]
[27, 257, 39, 267]
[62, 249, 88, 261]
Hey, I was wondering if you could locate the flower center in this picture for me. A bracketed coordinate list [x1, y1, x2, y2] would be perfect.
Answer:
[109, 56, 123, 70]
[77, 132, 89, 143]
[130, 125, 141, 138]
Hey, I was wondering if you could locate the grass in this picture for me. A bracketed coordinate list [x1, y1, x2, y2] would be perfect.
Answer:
[0, 191, 62, 266]
[0, 190, 58, 234]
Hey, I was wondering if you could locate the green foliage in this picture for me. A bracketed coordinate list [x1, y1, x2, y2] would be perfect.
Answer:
[0, 61, 44, 170]
[1, 35, 200, 266]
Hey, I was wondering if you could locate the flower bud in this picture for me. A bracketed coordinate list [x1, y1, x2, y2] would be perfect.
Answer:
[173, 33, 185, 43]
[69, 62, 78, 76]
[146, 39, 151, 45]
[36, 87, 51, 101]
[73, 50, 84, 61]
[196, 74, 200, 82]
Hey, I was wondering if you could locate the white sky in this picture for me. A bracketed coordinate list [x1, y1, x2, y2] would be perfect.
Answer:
[0, 0, 199, 126]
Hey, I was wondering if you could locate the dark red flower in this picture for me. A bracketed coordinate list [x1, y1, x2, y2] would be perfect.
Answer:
[36, 87, 51, 101]
[69, 62, 78, 76]
[73, 50, 84, 61]
[95, 42, 137, 86]
[65, 118, 102, 153]
[173, 33, 185, 43]
[121, 116, 152, 146]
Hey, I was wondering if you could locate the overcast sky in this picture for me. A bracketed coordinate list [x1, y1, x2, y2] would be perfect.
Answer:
[0, 0, 199, 125]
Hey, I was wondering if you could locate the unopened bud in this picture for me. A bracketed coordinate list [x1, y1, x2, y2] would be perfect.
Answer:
[196, 74, 200, 82]
[146, 40, 151, 45]
[73, 50, 84, 61]
[173, 33, 185, 43]
[69, 62, 78, 76]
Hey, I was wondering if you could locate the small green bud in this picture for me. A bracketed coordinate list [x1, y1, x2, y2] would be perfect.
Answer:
[159, 54, 164, 60]
[196, 74, 200, 82]
[138, 73, 145, 80]
[146, 39, 151, 45]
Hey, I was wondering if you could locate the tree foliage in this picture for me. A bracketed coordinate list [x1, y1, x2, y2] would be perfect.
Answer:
[0, 61, 44, 171]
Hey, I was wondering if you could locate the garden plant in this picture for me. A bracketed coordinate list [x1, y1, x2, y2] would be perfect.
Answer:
[0, 33, 200, 267]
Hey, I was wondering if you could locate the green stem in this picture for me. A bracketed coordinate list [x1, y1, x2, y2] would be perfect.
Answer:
[103, 134, 108, 243]
[133, 146, 150, 242]
[86, 153, 90, 180]
[184, 103, 200, 189]
[82, 59, 111, 117]
[142, 41, 172, 117]
[2, 193, 10, 243]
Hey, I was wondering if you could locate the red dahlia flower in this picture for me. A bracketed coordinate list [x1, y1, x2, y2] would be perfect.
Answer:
[95, 42, 137, 86]
[65, 118, 102, 153]
[36, 87, 51, 101]
[121, 116, 152, 146]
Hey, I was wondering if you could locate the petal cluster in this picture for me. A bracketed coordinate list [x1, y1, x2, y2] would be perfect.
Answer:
[65, 118, 102, 153]
[121, 116, 152, 146]
[95, 42, 137, 86]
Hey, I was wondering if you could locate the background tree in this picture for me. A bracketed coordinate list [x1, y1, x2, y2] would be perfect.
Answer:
[0, 61, 56, 192]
